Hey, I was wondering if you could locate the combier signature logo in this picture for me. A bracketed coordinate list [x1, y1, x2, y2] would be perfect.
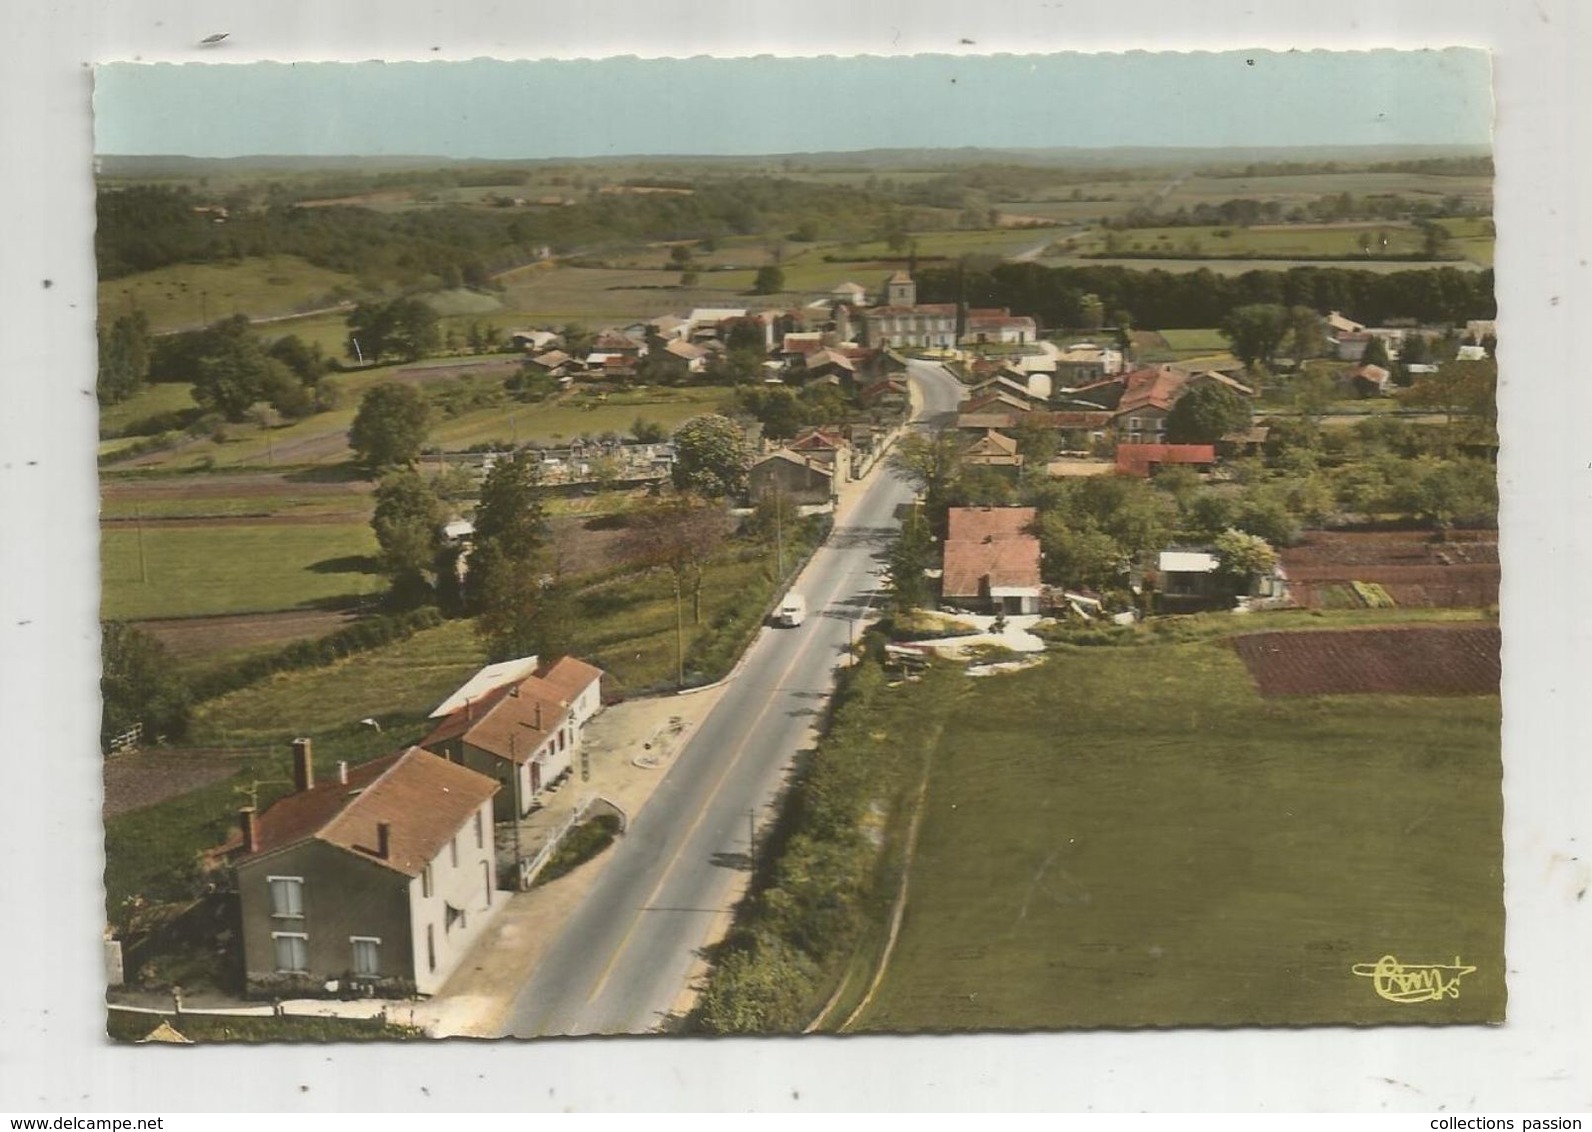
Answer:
[1351, 954, 1476, 1003]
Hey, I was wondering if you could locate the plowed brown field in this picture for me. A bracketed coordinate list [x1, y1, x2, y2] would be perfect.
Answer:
[1281, 529, 1499, 609]
[1233, 624, 1501, 696]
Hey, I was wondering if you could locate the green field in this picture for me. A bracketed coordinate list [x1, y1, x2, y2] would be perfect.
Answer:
[191, 618, 487, 743]
[101, 521, 383, 620]
[428, 384, 730, 449]
[1156, 328, 1231, 353]
[850, 632, 1504, 1031]
[99, 382, 200, 438]
[189, 527, 806, 743]
[98, 255, 369, 333]
[1073, 222, 1444, 260]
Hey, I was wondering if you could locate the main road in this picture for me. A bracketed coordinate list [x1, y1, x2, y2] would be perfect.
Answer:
[500, 360, 962, 1036]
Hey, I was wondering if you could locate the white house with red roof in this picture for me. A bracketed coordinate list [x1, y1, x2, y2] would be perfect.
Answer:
[420, 656, 605, 820]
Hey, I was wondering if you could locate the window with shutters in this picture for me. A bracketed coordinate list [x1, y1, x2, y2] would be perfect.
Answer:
[272, 932, 308, 973]
[350, 937, 380, 978]
[267, 876, 303, 919]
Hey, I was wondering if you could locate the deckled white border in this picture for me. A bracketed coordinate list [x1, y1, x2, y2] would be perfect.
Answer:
[2, 0, 1587, 1114]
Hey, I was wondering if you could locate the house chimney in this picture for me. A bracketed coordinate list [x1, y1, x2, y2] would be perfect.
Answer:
[337, 761, 349, 786]
[239, 807, 259, 854]
[376, 822, 391, 860]
[291, 738, 314, 792]
[534, 701, 543, 731]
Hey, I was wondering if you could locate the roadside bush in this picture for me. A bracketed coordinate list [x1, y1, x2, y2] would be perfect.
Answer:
[188, 607, 444, 703]
[534, 813, 621, 886]
[689, 661, 955, 1034]
[1030, 621, 1140, 647]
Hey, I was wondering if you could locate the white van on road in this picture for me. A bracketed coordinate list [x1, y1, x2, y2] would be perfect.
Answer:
[774, 593, 807, 627]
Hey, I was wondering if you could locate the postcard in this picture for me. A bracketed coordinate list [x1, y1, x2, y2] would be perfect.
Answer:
[86, 50, 1509, 1051]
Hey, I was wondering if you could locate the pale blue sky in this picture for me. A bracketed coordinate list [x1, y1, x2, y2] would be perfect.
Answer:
[94, 50, 1492, 158]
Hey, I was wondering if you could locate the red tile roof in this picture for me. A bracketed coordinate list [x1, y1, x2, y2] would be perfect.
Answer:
[244, 748, 499, 878]
[536, 656, 604, 703]
[1030, 411, 1113, 429]
[1114, 444, 1217, 477]
[941, 507, 1042, 598]
[963, 391, 1032, 415]
[421, 658, 602, 766]
[1115, 366, 1189, 414]
[788, 427, 847, 451]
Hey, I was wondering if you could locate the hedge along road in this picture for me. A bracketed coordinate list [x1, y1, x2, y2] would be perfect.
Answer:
[500, 360, 963, 1037]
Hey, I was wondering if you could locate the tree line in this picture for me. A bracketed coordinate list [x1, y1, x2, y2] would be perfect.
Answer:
[916, 261, 1495, 332]
[95, 179, 908, 283]
[1105, 192, 1485, 231]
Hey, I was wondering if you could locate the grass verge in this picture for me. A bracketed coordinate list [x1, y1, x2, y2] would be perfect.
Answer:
[107, 1008, 421, 1043]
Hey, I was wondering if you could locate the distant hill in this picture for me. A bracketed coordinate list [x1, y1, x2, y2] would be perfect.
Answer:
[97, 144, 1491, 179]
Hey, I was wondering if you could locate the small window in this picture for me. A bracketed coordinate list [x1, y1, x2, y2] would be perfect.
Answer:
[422, 864, 433, 899]
[426, 925, 436, 972]
[450, 836, 458, 868]
[474, 810, 484, 850]
[445, 903, 466, 934]
[267, 876, 303, 919]
[272, 932, 308, 974]
[482, 860, 492, 905]
[350, 937, 381, 978]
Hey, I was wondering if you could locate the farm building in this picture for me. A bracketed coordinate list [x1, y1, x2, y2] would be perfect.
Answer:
[829, 281, 868, 306]
[941, 506, 1043, 615]
[510, 329, 561, 352]
[962, 429, 1024, 474]
[747, 449, 843, 506]
[962, 308, 1038, 346]
[1155, 547, 1284, 613]
[1115, 443, 1217, 478]
[231, 741, 502, 998]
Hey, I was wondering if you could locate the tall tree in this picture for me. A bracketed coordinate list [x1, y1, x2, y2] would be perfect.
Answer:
[1399, 359, 1498, 441]
[753, 265, 786, 295]
[191, 335, 300, 422]
[1291, 367, 1338, 432]
[1219, 303, 1290, 372]
[883, 501, 934, 613]
[345, 297, 440, 364]
[371, 471, 446, 605]
[672, 414, 749, 499]
[469, 450, 566, 660]
[349, 382, 430, 473]
[100, 622, 191, 751]
[621, 494, 729, 683]
[887, 428, 967, 521]
[1164, 384, 1253, 445]
[97, 311, 152, 405]
[1283, 305, 1326, 365]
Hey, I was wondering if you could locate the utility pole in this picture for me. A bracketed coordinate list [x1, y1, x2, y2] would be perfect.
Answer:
[510, 735, 523, 888]
[135, 503, 148, 584]
[674, 575, 685, 688]
[774, 488, 784, 579]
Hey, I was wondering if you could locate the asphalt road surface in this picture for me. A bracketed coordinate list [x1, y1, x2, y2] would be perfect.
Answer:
[499, 360, 962, 1036]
